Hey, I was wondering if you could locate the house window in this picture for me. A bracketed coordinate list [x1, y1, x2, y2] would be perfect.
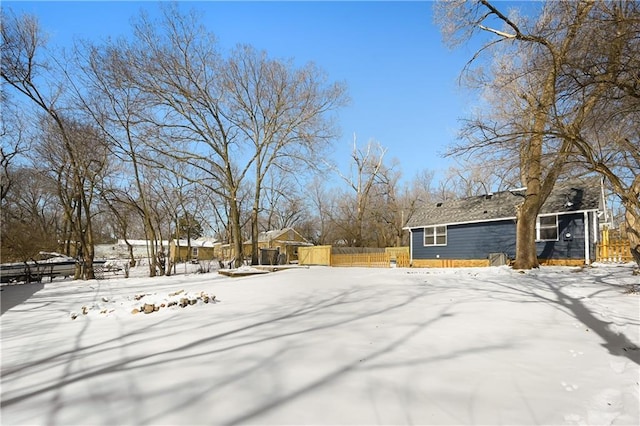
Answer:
[424, 226, 447, 246]
[192, 247, 199, 257]
[537, 215, 558, 241]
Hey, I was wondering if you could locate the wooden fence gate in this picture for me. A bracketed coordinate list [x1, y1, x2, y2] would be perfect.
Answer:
[597, 239, 633, 263]
[597, 227, 633, 263]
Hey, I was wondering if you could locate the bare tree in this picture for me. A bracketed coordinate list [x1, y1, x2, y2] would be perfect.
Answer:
[305, 176, 334, 245]
[260, 172, 308, 232]
[0, 166, 60, 262]
[68, 39, 167, 276]
[435, 0, 638, 268]
[550, 1, 640, 265]
[441, 159, 519, 199]
[1, 96, 31, 202]
[105, 6, 347, 267]
[221, 45, 347, 264]
[108, 6, 245, 267]
[1, 10, 108, 278]
[332, 137, 394, 247]
[34, 116, 109, 277]
[99, 187, 141, 267]
[368, 166, 402, 247]
[396, 169, 438, 245]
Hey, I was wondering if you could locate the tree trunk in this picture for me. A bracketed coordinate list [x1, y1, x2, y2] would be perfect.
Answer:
[513, 199, 540, 269]
[251, 210, 259, 265]
[229, 195, 244, 268]
[251, 164, 262, 265]
[144, 218, 157, 277]
[73, 193, 84, 280]
[625, 203, 640, 266]
[125, 239, 136, 267]
[81, 182, 96, 280]
[84, 216, 96, 280]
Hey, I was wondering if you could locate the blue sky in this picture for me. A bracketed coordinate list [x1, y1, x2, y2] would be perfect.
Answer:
[5, 1, 488, 185]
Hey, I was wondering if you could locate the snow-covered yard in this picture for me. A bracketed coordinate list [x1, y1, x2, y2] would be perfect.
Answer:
[1, 264, 639, 425]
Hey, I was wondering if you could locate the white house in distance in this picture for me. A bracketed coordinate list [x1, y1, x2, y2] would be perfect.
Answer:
[94, 239, 170, 261]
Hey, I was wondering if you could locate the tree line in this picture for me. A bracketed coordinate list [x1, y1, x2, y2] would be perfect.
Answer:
[2, 1, 638, 276]
[0, 5, 466, 275]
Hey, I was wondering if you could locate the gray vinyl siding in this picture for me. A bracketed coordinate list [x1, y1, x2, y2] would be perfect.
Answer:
[410, 213, 592, 261]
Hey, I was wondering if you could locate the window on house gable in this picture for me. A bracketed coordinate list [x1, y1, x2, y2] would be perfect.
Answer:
[424, 226, 447, 246]
[537, 215, 558, 241]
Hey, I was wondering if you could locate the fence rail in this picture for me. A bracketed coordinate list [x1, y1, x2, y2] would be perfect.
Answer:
[331, 253, 390, 268]
[597, 239, 632, 263]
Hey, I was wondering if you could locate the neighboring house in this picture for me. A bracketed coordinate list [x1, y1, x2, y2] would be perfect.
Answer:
[404, 177, 604, 267]
[169, 238, 218, 263]
[213, 243, 235, 262]
[243, 228, 313, 264]
[95, 239, 170, 260]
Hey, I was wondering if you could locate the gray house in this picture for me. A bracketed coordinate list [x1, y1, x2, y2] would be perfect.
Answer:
[404, 177, 604, 267]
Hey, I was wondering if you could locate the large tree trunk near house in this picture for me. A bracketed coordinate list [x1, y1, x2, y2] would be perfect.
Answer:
[625, 203, 640, 267]
[513, 197, 540, 269]
[624, 176, 640, 267]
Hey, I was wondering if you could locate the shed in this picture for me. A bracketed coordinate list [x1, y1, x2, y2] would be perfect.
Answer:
[243, 228, 313, 264]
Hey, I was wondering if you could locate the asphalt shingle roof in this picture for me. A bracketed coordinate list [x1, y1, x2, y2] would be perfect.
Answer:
[405, 177, 602, 229]
[244, 228, 311, 245]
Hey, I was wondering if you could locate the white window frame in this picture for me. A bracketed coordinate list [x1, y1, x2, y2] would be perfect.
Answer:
[424, 225, 447, 246]
[192, 247, 199, 257]
[536, 215, 558, 241]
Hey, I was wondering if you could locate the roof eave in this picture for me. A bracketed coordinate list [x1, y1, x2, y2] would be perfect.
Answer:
[405, 207, 600, 229]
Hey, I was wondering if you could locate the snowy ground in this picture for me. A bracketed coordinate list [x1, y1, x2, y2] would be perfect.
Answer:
[1, 263, 639, 425]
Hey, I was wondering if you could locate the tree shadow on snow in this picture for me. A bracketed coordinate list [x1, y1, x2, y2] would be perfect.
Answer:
[1, 286, 428, 412]
[9, 270, 608, 425]
[1, 278, 490, 426]
[137, 285, 453, 424]
[481, 268, 640, 367]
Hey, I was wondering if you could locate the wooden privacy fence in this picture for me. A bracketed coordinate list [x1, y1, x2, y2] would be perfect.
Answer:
[331, 252, 390, 268]
[298, 245, 332, 266]
[597, 239, 633, 263]
[299, 246, 411, 268]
